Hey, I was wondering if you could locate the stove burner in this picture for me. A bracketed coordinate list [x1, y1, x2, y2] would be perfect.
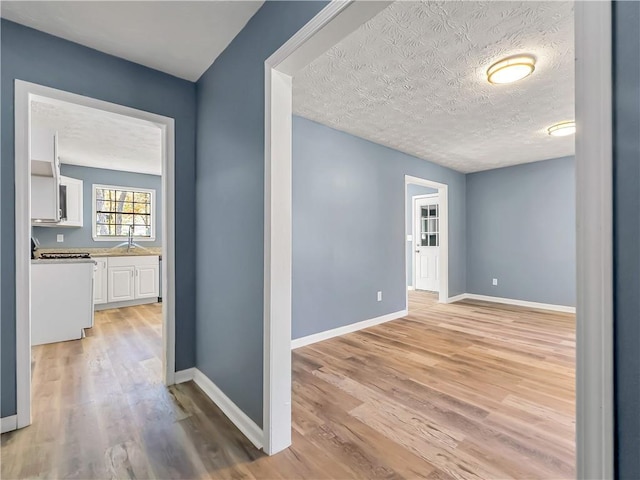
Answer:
[39, 252, 91, 259]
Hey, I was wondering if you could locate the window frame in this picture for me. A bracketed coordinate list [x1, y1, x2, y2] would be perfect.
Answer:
[91, 183, 156, 242]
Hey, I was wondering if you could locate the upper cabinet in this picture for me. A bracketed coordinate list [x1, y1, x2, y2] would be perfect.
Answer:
[58, 176, 83, 227]
[31, 176, 60, 223]
[32, 175, 84, 227]
[31, 127, 59, 177]
[30, 128, 83, 228]
[31, 127, 61, 224]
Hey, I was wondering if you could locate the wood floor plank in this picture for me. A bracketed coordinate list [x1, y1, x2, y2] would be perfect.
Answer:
[2, 292, 575, 479]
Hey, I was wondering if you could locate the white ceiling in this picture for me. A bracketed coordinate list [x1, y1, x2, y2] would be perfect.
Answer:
[293, 1, 575, 173]
[1, 1, 263, 82]
[31, 99, 163, 176]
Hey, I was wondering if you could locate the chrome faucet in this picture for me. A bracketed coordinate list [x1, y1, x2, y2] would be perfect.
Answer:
[127, 225, 134, 252]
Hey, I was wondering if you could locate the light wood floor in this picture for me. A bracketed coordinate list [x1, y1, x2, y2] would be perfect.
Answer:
[1, 292, 575, 479]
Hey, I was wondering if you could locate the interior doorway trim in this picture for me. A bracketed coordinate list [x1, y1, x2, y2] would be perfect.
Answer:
[575, 2, 614, 478]
[14, 80, 176, 430]
[405, 176, 448, 306]
[265, 2, 613, 478]
[262, 0, 392, 455]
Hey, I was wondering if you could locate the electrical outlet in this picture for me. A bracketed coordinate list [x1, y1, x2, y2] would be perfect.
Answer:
[56, 234, 64, 243]
[377, 291, 382, 302]
[492, 278, 498, 286]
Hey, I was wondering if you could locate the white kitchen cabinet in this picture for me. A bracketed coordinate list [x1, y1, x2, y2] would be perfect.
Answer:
[31, 260, 94, 345]
[31, 127, 58, 176]
[59, 176, 83, 227]
[31, 128, 61, 224]
[103, 256, 159, 307]
[135, 263, 160, 299]
[107, 265, 135, 303]
[94, 258, 108, 305]
[31, 176, 60, 223]
[32, 175, 83, 228]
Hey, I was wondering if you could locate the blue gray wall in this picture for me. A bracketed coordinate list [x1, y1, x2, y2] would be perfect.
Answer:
[292, 116, 466, 340]
[1, 19, 197, 417]
[195, 2, 328, 427]
[613, 2, 640, 478]
[406, 184, 438, 288]
[466, 157, 576, 307]
[32, 164, 162, 248]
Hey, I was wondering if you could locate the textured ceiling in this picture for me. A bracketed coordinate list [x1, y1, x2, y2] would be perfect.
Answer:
[1, 1, 263, 81]
[293, 1, 575, 173]
[31, 99, 162, 176]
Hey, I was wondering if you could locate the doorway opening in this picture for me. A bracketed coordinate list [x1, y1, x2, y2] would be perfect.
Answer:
[13, 81, 176, 430]
[404, 176, 449, 305]
[264, 2, 613, 479]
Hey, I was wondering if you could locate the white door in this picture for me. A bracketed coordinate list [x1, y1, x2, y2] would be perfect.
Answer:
[108, 266, 135, 302]
[135, 264, 159, 299]
[94, 258, 108, 305]
[414, 196, 440, 292]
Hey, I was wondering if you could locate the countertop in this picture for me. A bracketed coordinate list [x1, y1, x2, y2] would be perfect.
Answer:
[37, 247, 162, 258]
[32, 258, 97, 265]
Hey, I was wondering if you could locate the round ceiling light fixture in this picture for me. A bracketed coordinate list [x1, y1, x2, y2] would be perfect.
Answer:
[547, 121, 576, 137]
[487, 55, 536, 84]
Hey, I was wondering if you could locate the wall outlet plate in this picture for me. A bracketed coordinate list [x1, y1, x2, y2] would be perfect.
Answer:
[56, 234, 64, 243]
[377, 291, 382, 301]
[492, 278, 498, 286]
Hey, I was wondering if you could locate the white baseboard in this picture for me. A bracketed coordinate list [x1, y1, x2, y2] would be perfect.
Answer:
[1, 415, 17, 434]
[291, 309, 408, 350]
[445, 293, 467, 303]
[192, 369, 263, 450]
[174, 368, 195, 384]
[407, 286, 415, 291]
[449, 293, 576, 313]
[94, 297, 158, 311]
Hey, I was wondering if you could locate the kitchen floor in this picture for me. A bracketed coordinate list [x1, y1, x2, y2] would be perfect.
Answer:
[1, 294, 575, 479]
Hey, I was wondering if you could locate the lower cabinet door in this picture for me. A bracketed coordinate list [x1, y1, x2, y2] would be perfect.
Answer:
[135, 264, 159, 299]
[94, 259, 108, 305]
[107, 266, 135, 303]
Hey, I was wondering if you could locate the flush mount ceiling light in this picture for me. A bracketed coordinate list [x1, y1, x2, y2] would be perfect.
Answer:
[547, 121, 576, 137]
[486, 55, 536, 84]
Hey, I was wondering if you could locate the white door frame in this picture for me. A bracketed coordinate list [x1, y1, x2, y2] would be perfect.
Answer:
[411, 192, 440, 294]
[13, 80, 176, 430]
[262, 1, 392, 455]
[265, 2, 613, 479]
[406, 179, 448, 305]
[574, 2, 614, 478]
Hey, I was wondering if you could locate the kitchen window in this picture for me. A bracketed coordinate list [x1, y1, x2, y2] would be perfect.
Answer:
[92, 184, 156, 241]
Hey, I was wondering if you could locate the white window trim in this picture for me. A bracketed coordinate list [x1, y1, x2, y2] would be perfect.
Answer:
[91, 183, 156, 242]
